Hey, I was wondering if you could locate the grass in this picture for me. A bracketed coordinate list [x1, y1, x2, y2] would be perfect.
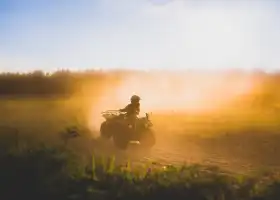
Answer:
[2, 97, 280, 199]
[2, 145, 280, 200]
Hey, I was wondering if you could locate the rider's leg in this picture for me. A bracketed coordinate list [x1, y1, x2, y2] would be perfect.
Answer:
[132, 115, 137, 131]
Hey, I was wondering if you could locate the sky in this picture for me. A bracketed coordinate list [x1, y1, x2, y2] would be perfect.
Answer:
[0, 0, 280, 72]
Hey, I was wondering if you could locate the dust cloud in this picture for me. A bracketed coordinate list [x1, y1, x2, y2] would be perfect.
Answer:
[86, 71, 259, 132]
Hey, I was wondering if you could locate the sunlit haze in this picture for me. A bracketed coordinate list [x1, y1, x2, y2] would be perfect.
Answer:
[1, 0, 280, 72]
[86, 71, 260, 131]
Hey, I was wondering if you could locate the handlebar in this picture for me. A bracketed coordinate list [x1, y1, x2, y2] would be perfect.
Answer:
[101, 110, 126, 114]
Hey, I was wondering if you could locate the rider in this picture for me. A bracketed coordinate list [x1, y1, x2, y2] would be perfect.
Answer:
[119, 95, 141, 129]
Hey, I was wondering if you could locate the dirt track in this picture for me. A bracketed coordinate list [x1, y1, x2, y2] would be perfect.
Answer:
[86, 125, 280, 175]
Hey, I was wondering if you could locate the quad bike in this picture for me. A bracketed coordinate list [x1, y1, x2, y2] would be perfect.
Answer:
[100, 110, 156, 150]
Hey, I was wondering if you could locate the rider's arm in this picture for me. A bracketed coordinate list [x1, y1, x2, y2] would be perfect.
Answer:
[119, 104, 129, 112]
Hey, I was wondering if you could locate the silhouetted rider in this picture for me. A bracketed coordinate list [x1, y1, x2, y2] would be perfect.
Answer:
[119, 95, 141, 129]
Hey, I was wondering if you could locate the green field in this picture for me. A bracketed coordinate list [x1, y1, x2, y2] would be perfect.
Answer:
[1, 95, 280, 200]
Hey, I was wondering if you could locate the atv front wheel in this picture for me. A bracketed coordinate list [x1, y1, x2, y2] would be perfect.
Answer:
[139, 129, 156, 148]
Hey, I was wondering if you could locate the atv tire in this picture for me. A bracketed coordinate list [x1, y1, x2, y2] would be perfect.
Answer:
[100, 121, 113, 139]
[139, 129, 156, 148]
[112, 123, 130, 150]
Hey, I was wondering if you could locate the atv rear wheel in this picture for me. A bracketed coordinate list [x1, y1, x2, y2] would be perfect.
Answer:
[100, 121, 113, 139]
[112, 123, 130, 150]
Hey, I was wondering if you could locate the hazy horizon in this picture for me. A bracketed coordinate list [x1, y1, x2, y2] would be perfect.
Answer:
[1, 0, 280, 73]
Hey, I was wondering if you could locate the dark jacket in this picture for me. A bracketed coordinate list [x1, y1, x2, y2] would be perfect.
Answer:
[120, 102, 140, 117]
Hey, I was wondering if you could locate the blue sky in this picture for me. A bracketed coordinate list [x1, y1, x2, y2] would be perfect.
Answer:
[0, 0, 280, 72]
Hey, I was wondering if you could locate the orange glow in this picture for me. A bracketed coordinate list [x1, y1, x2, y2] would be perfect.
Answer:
[86, 71, 258, 131]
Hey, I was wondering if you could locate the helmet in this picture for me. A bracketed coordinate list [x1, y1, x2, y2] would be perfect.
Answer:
[130, 95, 141, 102]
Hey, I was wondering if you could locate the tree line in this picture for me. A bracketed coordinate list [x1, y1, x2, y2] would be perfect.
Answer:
[0, 70, 127, 97]
[0, 69, 279, 106]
